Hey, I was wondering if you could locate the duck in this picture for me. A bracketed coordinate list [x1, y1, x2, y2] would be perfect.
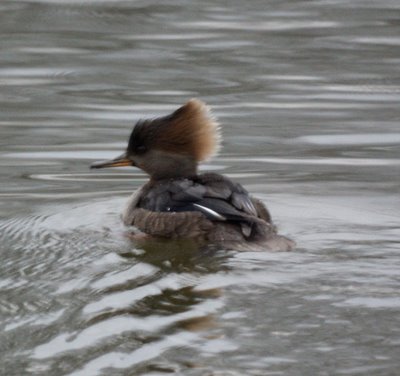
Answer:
[91, 99, 295, 251]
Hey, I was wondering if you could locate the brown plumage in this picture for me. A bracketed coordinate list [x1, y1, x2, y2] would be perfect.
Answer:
[130, 98, 221, 162]
[91, 99, 295, 251]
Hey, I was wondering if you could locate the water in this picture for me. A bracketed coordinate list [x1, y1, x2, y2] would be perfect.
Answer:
[1, 0, 400, 375]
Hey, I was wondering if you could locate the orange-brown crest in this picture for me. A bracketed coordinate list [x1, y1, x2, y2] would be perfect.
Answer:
[129, 99, 221, 162]
[156, 99, 221, 161]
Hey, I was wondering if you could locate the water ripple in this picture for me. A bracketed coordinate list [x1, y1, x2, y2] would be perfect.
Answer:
[297, 133, 400, 145]
[2, 0, 400, 374]
[221, 156, 400, 167]
[34, 297, 223, 360]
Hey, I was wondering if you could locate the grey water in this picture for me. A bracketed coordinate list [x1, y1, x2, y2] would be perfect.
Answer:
[1, 0, 400, 375]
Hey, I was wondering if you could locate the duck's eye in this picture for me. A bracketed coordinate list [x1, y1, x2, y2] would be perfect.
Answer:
[136, 145, 147, 154]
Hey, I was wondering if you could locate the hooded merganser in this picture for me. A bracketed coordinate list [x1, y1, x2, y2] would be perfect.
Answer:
[91, 99, 294, 251]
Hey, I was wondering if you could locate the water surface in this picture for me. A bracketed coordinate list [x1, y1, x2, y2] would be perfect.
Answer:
[1, 1, 400, 375]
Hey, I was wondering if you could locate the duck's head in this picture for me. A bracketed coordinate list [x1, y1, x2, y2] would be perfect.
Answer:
[91, 99, 221, 180]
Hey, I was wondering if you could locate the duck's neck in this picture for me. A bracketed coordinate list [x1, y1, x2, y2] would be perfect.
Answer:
[142, 150, 198, 181]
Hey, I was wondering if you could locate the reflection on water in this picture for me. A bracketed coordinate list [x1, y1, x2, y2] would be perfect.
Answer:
[1, 0, 400, 375]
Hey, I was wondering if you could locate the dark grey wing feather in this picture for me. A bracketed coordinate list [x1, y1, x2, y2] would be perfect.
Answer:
[198, 173, 258, 218]
[192, 203, 226, 221]
[231, 192, 257, 216]
[144, 185, 171, 211]
[138, 179, 207, 212]
[138, 174, 261, 224]
[191, 197, 246, 222]
[172, 184, 207, 202]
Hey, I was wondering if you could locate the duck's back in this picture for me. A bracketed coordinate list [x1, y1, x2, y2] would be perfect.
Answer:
[139, 173, 264, 220]
[121, 173, 283, 244]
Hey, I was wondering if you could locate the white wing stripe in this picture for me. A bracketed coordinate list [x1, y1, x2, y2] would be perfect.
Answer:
[193, 204, 226, 221]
